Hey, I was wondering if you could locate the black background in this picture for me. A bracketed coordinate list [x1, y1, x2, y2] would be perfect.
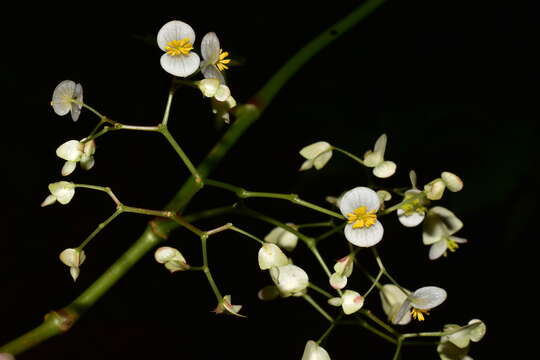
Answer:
[1, 1, 536, 359]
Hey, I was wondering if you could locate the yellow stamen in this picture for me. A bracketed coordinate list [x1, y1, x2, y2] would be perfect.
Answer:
[447, 238, 460, 252]
[164, 38, 193, 56]
[346, 206, 377, 229]
[410, 308, 430, 321]
[216, 49, 231, 71]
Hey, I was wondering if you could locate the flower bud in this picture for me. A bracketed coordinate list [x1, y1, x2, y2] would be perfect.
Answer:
[441, 171, 463, 192]
[47, 181, 76, 205]
[301, 340, 331, 360]
[264, 224, 298, 252]
[56, 140, 84, 162]
[154, 246, 189, 272]
[59, 248, 86, 281]
[341, 290, 364, 315]
[198, 78, 220, 97]
[270, 264, 309, 297]
[424, 178, 446, 200]
[258, 243, 289, 270]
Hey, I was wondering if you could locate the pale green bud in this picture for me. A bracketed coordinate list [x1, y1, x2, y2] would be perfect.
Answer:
[258, 243, 289, 270]
[441, 171, 463, 192]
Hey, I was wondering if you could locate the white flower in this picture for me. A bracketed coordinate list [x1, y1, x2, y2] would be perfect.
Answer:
[442, 319, 486, 349]
[363, 134, 396, 178]
[301, 340, 331, 360]
[154, 246, 189, 272]
[330, 289, 364, 315]
[338, 187, 384, 247]
[56, 140, 96, 176]
[394, 286, 447, 323]
[41, 181, 76, 207]
[264, 224, 298, 252]
[329, 255, 353, 289]
[270, 264, 309, 297]
[200, 32, 231, 84]
[51, 80, 83, 121]
[157, 20, 200, 77]
[397, 189, 428, 227]
[258, 243, 289, 270]
[299, 141, 333, 171]
[214, 295, 245, 317]
[423, 207, 467, 260]
[59, 248, 86, 281]
[379, 284, 411, 325]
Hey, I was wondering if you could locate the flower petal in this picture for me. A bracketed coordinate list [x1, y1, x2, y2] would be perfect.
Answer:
[344, 222, 383, 247]
[411, 286, 447, 309]
[61, 161, 77, 176]
[342, 290, 364, 315]
[201, 64, 226, 84]
[270, 264, 309, 297]
[329, 273, 347, 289]
[301, 340, 330, 360]
[429, 207, 463, 234]
[338, 186, 380, 216]
[200, 32, 220, 63]
[70, 83, 83, 122]
[373, 161, 396, 178]
[160, 52, 200, 77]
[313, 151, 332, 170]
[299, 141, 331, 160]
[56, 140, 83, 161]
[397, 208, 425, 227]
[379, 284, 411, 325]
[429, 239, 448, 260]
[441, 171, 463, 192]
[157, 20, 196, 51]
[373, 133, 388, 157]
[258, 243, 289, 270]
[51, 80, 76, 116]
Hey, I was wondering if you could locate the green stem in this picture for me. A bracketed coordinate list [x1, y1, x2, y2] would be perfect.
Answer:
[1, 1, 386, 354]
[363, 268, 384, 299]
[360, 309, 399, 336]
[303, 294, 334, 323]
[201, 236, 222, 302]
[392, 337, 404, 360]
[332, 146, 365, 166]
[296, 221, 334, 229]
[161, 90, 174, 126]
[206, 179, 344, 219]
[315, 223, 346, 243]
[160, 126, 202, 184]
[228, 225, 265, 245]
[308, 282, 334, 299]
[78, 209, 123, 250]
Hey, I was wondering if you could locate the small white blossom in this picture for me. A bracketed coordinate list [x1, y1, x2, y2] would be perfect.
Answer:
[59, 248, 86, 281]
[299, 141, 333, 171]
[270, 264, 309, 297]
[329, 255, 353, 289]
[379, 284, 411, 325]
[214, 295, 245, 317]
[56, 140, 96, 176]
[154, 246, 189, 272]
[200, 32, 231, 84]
[301, 340, 331, 360]
[258, 243, 289, 270]
[423, 207, 467, 260]
[397, 189, 428, 227]
[363, 134, 396, 178]
[338, 187, 384, 247]
[51, 80, 83, 121]
[441, 319, 486, 349]
[264, 224, 298, 252]
[394, 286, 447, 323]
[157, 20, 200, 77]
[41, 181, 76, 207]
[341, 290, 364, 314]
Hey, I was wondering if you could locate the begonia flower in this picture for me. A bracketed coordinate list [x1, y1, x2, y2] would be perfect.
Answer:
[379, 284, 411, 325]
[154, 246, 190, 272]
[423, 207, 467, 260]
[157, 20, 200, 77]
[41, 181, 76, 207]
[59, 248, 86, 281]
[338, 187, 383, 247]
[301, 340, 331, 360]
[200, 32, 231, 84]
[299, 142, 333, 171]
[363, 134, 396, 178]
[264, 224, 299, 252]
[394, 286, 447, 323]
[258, 243, 289, 270]
[270, 264, 309, 297]
[51, 80, 83, 121]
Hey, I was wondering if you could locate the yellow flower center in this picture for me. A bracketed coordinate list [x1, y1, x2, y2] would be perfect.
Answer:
[347, 206, 377, 229]
[165, 38, 193, 56]
[410, 308, 430, 321]
[216, 49, 231, 71]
